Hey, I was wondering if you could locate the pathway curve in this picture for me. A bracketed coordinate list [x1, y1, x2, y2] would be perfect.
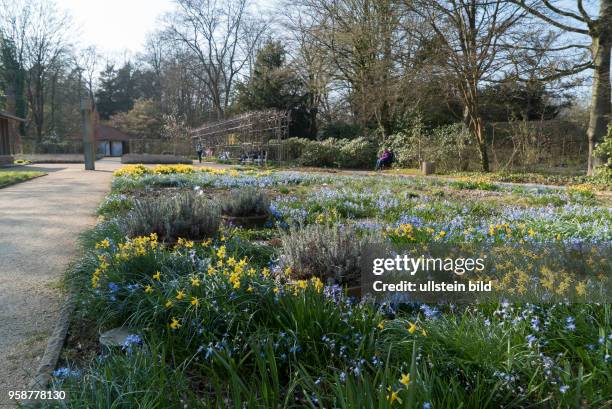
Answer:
[0, 158, 120, 406]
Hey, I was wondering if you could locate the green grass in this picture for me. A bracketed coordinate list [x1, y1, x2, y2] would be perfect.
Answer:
[0, 170, 45, 188]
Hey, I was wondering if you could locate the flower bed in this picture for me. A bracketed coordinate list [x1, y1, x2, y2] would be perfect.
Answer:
[49, 165, 611, 408]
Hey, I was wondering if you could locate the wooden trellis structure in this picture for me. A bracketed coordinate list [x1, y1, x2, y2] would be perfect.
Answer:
[190, 109, 290, 162]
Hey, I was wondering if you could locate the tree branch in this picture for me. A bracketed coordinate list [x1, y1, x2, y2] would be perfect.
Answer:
[542, 0, 586, 23]
[576, 0, 593, 23]
[511, 0, 589, 34]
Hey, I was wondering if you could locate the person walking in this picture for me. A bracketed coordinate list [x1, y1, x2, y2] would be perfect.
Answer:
[196, 142, 204, 163]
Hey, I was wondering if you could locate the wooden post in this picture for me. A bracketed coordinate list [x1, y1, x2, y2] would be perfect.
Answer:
[421, 161, 435, 175]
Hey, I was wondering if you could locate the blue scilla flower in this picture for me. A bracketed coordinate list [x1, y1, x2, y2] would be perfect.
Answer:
[121, 334, 142, 353]
[53, 367, 80, 380]
[420, 304, 440, 319]
[108, 282, 120, 293]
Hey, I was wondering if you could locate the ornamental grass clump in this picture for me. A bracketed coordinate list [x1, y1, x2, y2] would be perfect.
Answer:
[125, 193, 220, 242]
[221, 187, 270, 217]
[279, 223, 369, 285]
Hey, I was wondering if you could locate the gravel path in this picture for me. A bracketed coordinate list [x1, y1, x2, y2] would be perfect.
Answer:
[0, 159, 120, 407]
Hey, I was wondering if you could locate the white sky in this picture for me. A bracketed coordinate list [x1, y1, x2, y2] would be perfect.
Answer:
[57, 0, 276, 58]
[57, 0, 175, 55]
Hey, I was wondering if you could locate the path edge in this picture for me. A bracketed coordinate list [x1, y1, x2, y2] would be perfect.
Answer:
[20, 292, 75, 407]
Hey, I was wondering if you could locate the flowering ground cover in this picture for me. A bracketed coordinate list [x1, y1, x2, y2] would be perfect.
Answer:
[47, 165, 610, 408]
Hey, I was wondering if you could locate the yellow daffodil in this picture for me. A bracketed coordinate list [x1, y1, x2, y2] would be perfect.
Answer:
[191, 297, 199, 307]
[191, 277, 201, 287]
[247, 285, 254, 293]
[165, 300, 173, 308]
[408, 322, 417, 334]
[152, 271, 161, 281]
[575, 281, 587, 296]
[387, 389, 400, 405]
[170, 317, 181, 330]
[216, 246, 226, 259]
[227, 257, 236, 267]
[377, 321, 385, 330]
[176, 290, 185, 300]
[399, 373, 410, 386]
[144, 285, 153, 294]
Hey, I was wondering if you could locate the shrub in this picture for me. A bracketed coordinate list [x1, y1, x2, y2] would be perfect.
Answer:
[298, 138, 341, 167]
[338, 137, 379, 169]
[279, 223, 370, 285]
[285, 137, 378, 169]
[282, 137, 310, 160]
[387, 119, 477, 171]
[594, 124, 612, 181]
[221, 187, 270, 217]
[125, 193, 220, 242]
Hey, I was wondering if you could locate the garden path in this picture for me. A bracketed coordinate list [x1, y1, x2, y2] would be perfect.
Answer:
[0, 158, 121, 406]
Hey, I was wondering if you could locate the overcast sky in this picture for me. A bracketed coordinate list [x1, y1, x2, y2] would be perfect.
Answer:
[56, 0, 276, 59]
[57, 0, 175, 55]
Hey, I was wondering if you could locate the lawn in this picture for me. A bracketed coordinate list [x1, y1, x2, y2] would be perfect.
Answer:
[47, 164, 611, 408]
[0, 170, 45, 188]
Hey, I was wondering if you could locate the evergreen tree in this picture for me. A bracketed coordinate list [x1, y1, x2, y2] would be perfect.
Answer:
[95, 64, 118, 119]
[236, 41, 316, 138]
[95, 62, 138, 119]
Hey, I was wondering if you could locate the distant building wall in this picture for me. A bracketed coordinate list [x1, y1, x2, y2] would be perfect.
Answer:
[128, 138, 193, 156]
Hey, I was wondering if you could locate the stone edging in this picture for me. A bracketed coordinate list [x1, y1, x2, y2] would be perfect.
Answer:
[20, 293, 75, 407]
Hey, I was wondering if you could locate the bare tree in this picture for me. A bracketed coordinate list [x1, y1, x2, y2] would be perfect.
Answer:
[510, 0, 610, 175]
[407, 0, 524, 171]
[283, 8, 333, 129]
[291, 0, 411, 136]
[166, 0, 267, 120]
[0, 0, 73, 141]
[75, 45, 99, 103]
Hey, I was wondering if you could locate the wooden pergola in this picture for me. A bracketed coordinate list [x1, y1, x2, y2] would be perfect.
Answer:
[0, 111, 25, 165]
[190, 109, 290, 162]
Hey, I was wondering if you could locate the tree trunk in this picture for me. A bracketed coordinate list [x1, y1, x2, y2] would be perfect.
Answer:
[464, 94, 490, 172]
[460, 105, 471, 171]
[587, 2, 611, 176]
[474, 118, 490, 172]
